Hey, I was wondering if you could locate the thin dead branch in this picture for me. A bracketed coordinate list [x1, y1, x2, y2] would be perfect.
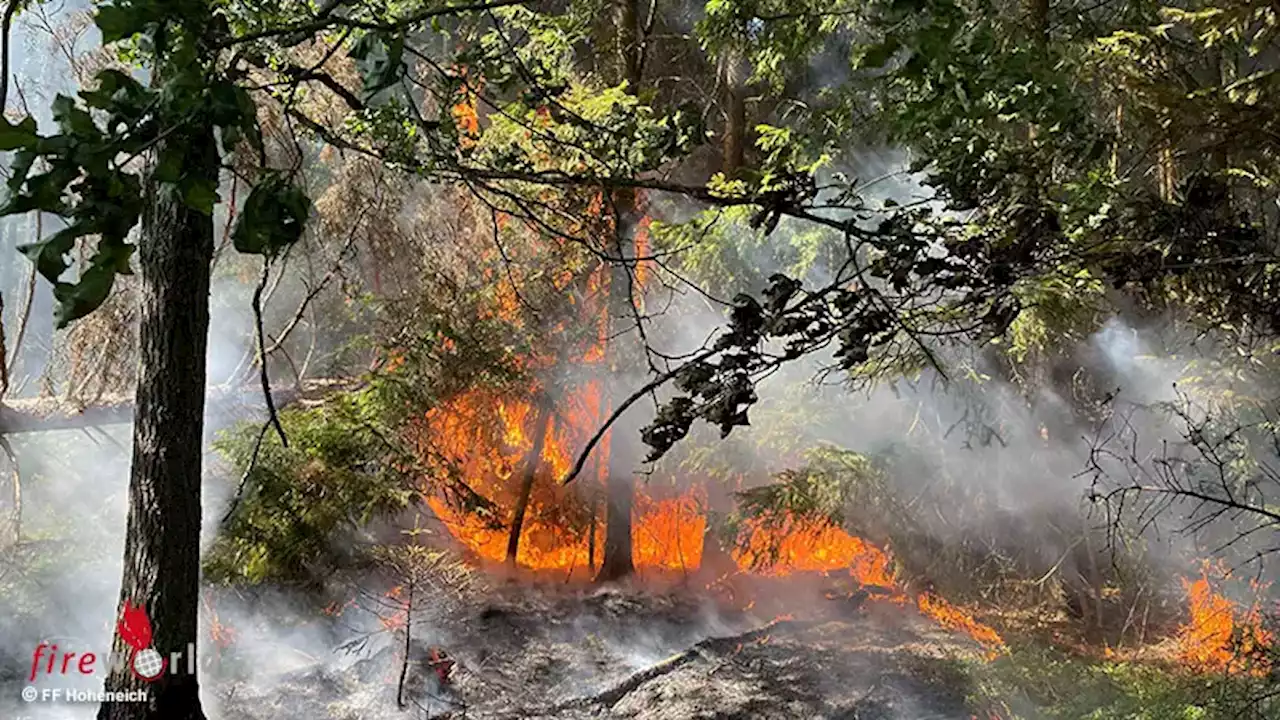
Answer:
[253, 257, 288, 447]
[552, 617, 808, 711]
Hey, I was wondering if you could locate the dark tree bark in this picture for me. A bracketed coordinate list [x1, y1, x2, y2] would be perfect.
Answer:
[506, 399, 553, 566]
[697, 486, 738, 584]
[597, 260, 639, 582]
[97, 124, 218, 720]
[596, 0, 642, 584]
[1, 292, 8, 399]
[612, 0, 640, 88]
[0, 434, 18, 545]
[597, 179, 642, 583]
[720, 50, 748, 176]
[587, 488, 599, 572]
[596, 456, 635, 581]
[1025, 0, 1048, 44]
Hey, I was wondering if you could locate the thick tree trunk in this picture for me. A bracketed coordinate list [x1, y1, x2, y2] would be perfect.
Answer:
[97, 125, 217, 720]
[506, 399, 553, 566]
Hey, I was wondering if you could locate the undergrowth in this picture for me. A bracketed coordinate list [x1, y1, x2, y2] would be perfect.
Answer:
[966, 642, 1278, 719]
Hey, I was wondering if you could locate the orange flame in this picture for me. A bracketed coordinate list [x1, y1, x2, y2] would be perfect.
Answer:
[419, 381, 1004, 650]
[917, 593, 1003, 650]
[450, 66, 482, 148]
[1177, 563, 1272, 674]
[204, 594, 236, 650]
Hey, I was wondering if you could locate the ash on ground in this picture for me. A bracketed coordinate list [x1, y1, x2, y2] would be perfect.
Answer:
[215, 581, 988, 720]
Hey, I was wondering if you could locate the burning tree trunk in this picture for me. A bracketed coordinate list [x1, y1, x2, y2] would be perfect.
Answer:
[598, 462, 635, 581]
[596, 0, 643, 584]
[506, 398, 553, 566]
[597, 185, 641, 582]
[97, 125, 217, 720]
[697, 502, 738, 585]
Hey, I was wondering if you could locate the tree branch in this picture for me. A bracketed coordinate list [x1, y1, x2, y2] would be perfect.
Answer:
[253, 258, 288, 447]
[217, 0, 531, 49]
[561, 346, 719, 485]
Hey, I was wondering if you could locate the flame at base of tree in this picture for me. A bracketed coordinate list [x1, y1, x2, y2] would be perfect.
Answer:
[1176, 562, 1273, 675]
[417, 389, 998, 648]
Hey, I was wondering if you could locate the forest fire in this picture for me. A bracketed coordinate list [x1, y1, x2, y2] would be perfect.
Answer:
[1176, 563, 1273, 675]
[402, 185, 1008, 652]
[415, 380, 1005, 650]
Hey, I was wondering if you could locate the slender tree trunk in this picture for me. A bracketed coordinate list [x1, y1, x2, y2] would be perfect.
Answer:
[720, 50, 748, 176]
[1, 291, 8, 398]
[1, 434, 17, 545]
[1082, 531, 1105, 640]
[396, 576, 413, 709]
[613, 0, 639, 89]
[1110, 103, 1123, 180]
[1025, 0, 1048, 44]
[587, 489, 598, 572]
[1022, 0, 1049, 144]
[506, 399, 553, 566]
[1158, 140, 1177, 202]
[596, 0, 642, 584]
[597, 195, 641, 583]
[97, 124, 217, 720]
[597, 454, 635, 582]
[697, 485, 737, 583]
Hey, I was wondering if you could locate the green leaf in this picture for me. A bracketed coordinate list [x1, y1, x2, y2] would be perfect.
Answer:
[220, 125, 243, 153]
[18, 229, 78, 285]
[5, 148, 36, 193]
[52, 263, 118, 328]
[181, 176, 220, 216]
[1, 164, 78, 216]
[208, 81, 246, 127]
[95, 5, 151, 44]
[0, 115, 38, 151]
[82, 69, 136, 108]
[854, 39, 900, 70]
[233, 174, 312, 256]
[51, 95, 98, 137]
[153, 144, 184, 184]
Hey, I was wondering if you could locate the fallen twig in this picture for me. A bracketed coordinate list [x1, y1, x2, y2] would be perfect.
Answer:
[552, 617, 804, 710]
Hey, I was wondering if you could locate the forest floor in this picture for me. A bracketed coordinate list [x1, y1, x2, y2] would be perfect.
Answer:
[214, 581, 990, 720]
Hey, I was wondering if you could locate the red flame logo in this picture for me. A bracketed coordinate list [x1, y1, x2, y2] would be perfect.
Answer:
[116, 601, 153, 651]
[116, 600, 167, 682]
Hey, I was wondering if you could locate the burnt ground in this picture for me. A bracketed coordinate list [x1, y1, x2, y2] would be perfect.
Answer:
[214, 580, 992, 720]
